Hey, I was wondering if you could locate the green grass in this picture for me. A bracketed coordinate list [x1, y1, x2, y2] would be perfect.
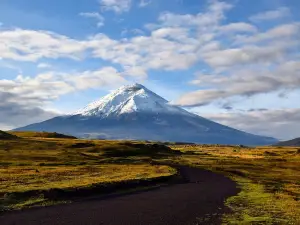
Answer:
[8, 131, 77, 139]
[0, 164, 175, 193]
[0, 137, 177, 211]
[1, 194, 71, 211]
[1, 134, 300, 224]
[170, 145, 300, 224]
[223, 178, 298, 224]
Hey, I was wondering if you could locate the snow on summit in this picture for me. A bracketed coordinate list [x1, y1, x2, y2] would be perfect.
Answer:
[73, 83, 189, 117]
[15, 83, 278, 145]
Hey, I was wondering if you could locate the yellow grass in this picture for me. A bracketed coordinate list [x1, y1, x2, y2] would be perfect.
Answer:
[1, 133, 299, 223]
[0, 136, 176, 210]
[170, 145, 300, 224]
[0, 164, 174, 193]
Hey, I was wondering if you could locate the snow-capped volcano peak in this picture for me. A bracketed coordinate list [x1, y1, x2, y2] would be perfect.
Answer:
[17, 83, 278, 145]
[72, 83, 189, 117]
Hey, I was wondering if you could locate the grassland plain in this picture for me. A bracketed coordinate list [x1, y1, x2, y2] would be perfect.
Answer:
[1, 132, 300, 224]
[0, 133, 177, 211]
[169, 145, 300, 224]
[9, 131, 77, 139]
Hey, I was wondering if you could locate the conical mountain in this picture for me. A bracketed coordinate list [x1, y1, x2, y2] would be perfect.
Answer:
[72, 83, 193, 117]
[14, 83, 277, 145]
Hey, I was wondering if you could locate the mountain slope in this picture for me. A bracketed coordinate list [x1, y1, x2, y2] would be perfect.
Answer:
[14, 84, 277, 145]
[0, 130, 18, 140]
[275, 137, 300, 146]
[72, 83, 191, 117]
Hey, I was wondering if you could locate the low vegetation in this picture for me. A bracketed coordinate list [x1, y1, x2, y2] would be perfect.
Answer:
[0, 135, 176, 211]
[9, 131, 77, 139]
[0, 130, 18, 140]
[170, 145, 300, 224]
[1, 132, 299, 224]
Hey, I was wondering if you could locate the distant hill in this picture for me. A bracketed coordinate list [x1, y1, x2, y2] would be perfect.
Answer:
[0, 130, 19, 140]
[275, 137, 300, 147]
[10, 131, 77, 139]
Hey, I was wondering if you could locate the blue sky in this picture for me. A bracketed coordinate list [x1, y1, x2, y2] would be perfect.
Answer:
[0, 0, 300, 140]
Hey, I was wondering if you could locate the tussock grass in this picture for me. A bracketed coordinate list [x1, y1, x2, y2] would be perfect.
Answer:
[223, 178, 299, 224]
[1, 135, 299, 223]
[171, 145, 300, 224]
[0, 137, 176, 211]
[9, 131, 77, 139]
[0, 164, 174, 193]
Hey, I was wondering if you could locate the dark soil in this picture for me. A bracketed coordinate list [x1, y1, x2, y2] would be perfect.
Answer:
[0, 166, 239, 225]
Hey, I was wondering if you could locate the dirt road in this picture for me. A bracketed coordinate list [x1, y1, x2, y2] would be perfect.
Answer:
[0, 167, 238, 225]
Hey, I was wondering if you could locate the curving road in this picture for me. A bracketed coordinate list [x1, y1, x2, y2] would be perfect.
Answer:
[0, 167, 238, 225]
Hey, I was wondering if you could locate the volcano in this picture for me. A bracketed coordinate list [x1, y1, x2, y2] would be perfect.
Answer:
[14, 83, 277, 145]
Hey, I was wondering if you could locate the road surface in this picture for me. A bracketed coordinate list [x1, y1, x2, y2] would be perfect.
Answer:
[0, 166, 238, 225]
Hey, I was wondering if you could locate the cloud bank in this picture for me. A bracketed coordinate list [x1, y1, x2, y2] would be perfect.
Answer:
[1, 0, 299, 139]
[204, 108, 300, 140]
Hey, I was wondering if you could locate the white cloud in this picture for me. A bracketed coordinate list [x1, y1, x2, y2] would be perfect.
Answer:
[1, 67, 127, 105]
[121, 28, 145, 36]
[250, 7, 290, 22]
[0, 91, 59, 129]
[0, 2, 298, 86]
[99, 0, 132, 13]
[139, 0, 152, 8]
[201, 41, 296, 69]
[1, 1, 299, 107]
[88, 1, 233, 72]
[88, 32, 199, 71]
[157, 0, 232, 28]
[0, 1, 232, 73]
[0, 66, 128, 129]
[122, 66, 147, 79]
[37, 63, 52, 69]
[175, 61, 300, 106]
[203, 108, 300, 140]
[151, 27, 189, 39]
[79, 12, 105, 27]
[1, 1, 297, 83]
[0, 29, 86, 61]
[218, 22, 257, 33]
[1, 0, 299, 136]
[131, 28, 145, 35]
[235, 23, 300, 43]
[67, 67, 127, 90]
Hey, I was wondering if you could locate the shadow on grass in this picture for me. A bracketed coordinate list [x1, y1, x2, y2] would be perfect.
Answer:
[101, 143, 181, 157]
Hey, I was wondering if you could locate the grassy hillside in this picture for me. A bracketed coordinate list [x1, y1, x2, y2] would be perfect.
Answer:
[0, 130, 18, 140]
[275, 137, 300, 146]
[10, 131, 77, 139]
